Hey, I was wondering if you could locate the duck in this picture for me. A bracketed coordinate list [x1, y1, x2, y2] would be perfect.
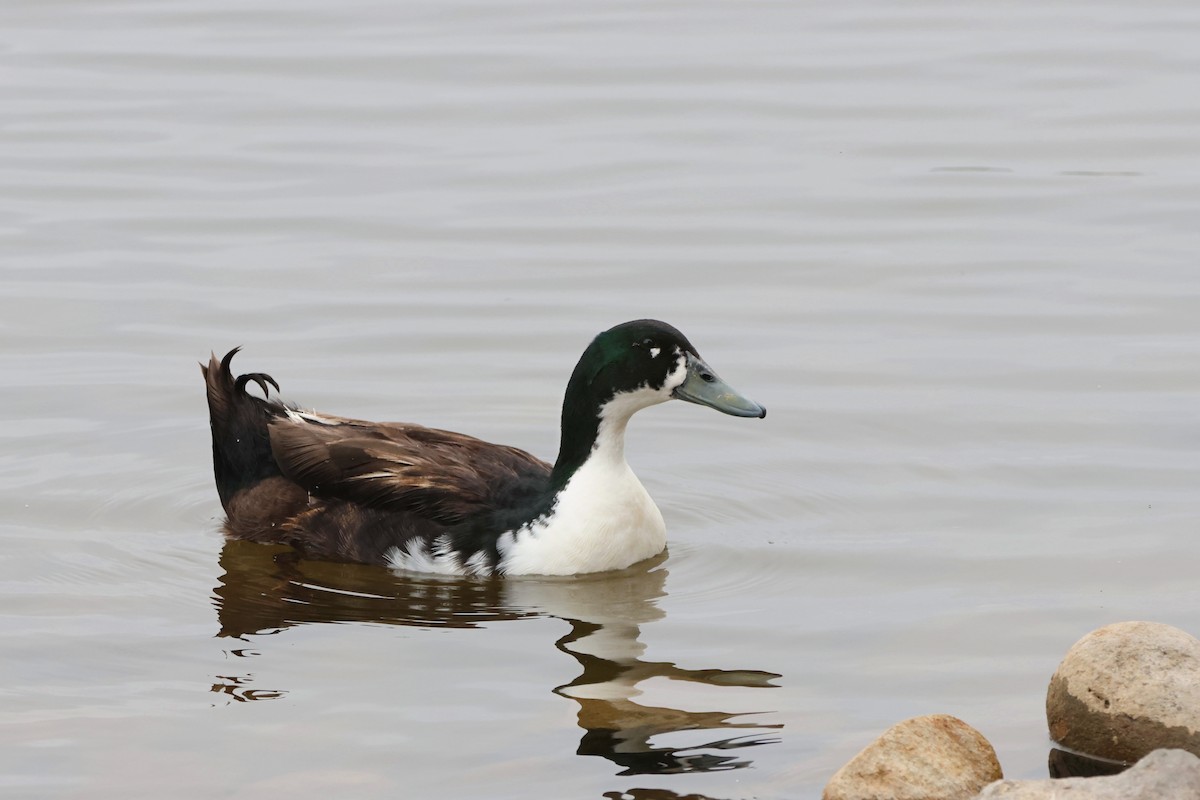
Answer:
[201, 319, 765, 577]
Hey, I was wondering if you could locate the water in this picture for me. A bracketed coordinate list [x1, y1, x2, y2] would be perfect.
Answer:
[3, 1, 1200, 797]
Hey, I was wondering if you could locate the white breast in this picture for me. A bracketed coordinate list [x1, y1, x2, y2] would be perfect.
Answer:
[496, 451, 667, 576]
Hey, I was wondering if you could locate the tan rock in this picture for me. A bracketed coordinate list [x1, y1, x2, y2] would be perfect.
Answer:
[975, 748, 1200, 799]
[823, 714, 1002, 800]
[1046, 621, 1200, 762]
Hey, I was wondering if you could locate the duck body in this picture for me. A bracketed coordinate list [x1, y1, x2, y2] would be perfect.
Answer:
[202, 320, 764, 577]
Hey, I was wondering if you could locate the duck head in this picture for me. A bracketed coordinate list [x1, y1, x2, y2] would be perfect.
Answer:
[550, 318, 765, 490]
[569, 319, 766, 420]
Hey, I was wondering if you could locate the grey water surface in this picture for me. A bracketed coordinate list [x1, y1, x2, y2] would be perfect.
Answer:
[3, 1, 1200, 798]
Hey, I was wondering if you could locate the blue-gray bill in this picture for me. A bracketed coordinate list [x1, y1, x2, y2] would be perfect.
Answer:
[672, 353, 766, 418]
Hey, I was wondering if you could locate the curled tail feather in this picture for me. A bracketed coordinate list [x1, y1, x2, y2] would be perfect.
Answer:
[201, 348, 287, 510]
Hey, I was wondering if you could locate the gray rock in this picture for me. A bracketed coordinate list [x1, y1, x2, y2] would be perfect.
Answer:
[975, 748, 1200, 799]
[823, 714, 1002, 800]
[1046, 621, 1200, 762]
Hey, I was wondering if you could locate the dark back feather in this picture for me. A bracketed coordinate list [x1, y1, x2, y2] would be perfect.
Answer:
[268, 416, 552, 525]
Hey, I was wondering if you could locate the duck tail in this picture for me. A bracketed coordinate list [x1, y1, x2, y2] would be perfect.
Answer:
[200, 348, 286, 510]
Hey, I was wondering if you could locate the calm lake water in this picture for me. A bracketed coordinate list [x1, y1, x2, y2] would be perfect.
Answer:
[3, 1, 1200, 797]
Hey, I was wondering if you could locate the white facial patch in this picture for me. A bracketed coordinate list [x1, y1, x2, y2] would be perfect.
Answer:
[663, 348, 688, 392]
[591, 348, 688, 428]
[649, 347, 660, 358]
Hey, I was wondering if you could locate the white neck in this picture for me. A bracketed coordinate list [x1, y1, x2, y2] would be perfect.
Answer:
[496, 388, 672, 576]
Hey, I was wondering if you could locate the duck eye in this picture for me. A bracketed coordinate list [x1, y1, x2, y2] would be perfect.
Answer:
[642, 338, 653, 347]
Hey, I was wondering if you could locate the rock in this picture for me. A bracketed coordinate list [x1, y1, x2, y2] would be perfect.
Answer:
[975, 748, 1200, 799]
[822, 714, 1002, 800]
[1046, 621, 1200, 762]
[1047, 747, 1127, 778]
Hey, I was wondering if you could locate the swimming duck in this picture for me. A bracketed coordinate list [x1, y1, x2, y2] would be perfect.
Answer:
[201, 319, 764, 576]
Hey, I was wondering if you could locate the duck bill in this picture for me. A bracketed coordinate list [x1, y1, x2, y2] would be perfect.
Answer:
[672, 353, 766, 418]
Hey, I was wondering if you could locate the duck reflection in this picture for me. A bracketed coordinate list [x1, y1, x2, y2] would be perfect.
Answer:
[212, 539, 781, 776]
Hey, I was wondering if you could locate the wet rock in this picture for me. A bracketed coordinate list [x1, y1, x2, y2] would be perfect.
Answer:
[822, 714, 1002, 800]
[1047, 747, 1127, 778]
[1046, 621, 1200, 762]
[975, 748, 1200, 799]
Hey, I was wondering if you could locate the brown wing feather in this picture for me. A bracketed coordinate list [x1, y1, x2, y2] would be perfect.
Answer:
[267, 414, 551, 524]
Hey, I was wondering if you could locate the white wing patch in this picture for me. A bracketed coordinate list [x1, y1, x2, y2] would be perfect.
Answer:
[386, 536, 465, 576]
[386, 537, 495, 577]
[463, 550, 491, 576]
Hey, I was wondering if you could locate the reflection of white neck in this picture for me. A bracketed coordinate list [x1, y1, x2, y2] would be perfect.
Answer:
[505, 564, 667, 677]
[508, 561, 781, 769]
[558, 619, 647, 701]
